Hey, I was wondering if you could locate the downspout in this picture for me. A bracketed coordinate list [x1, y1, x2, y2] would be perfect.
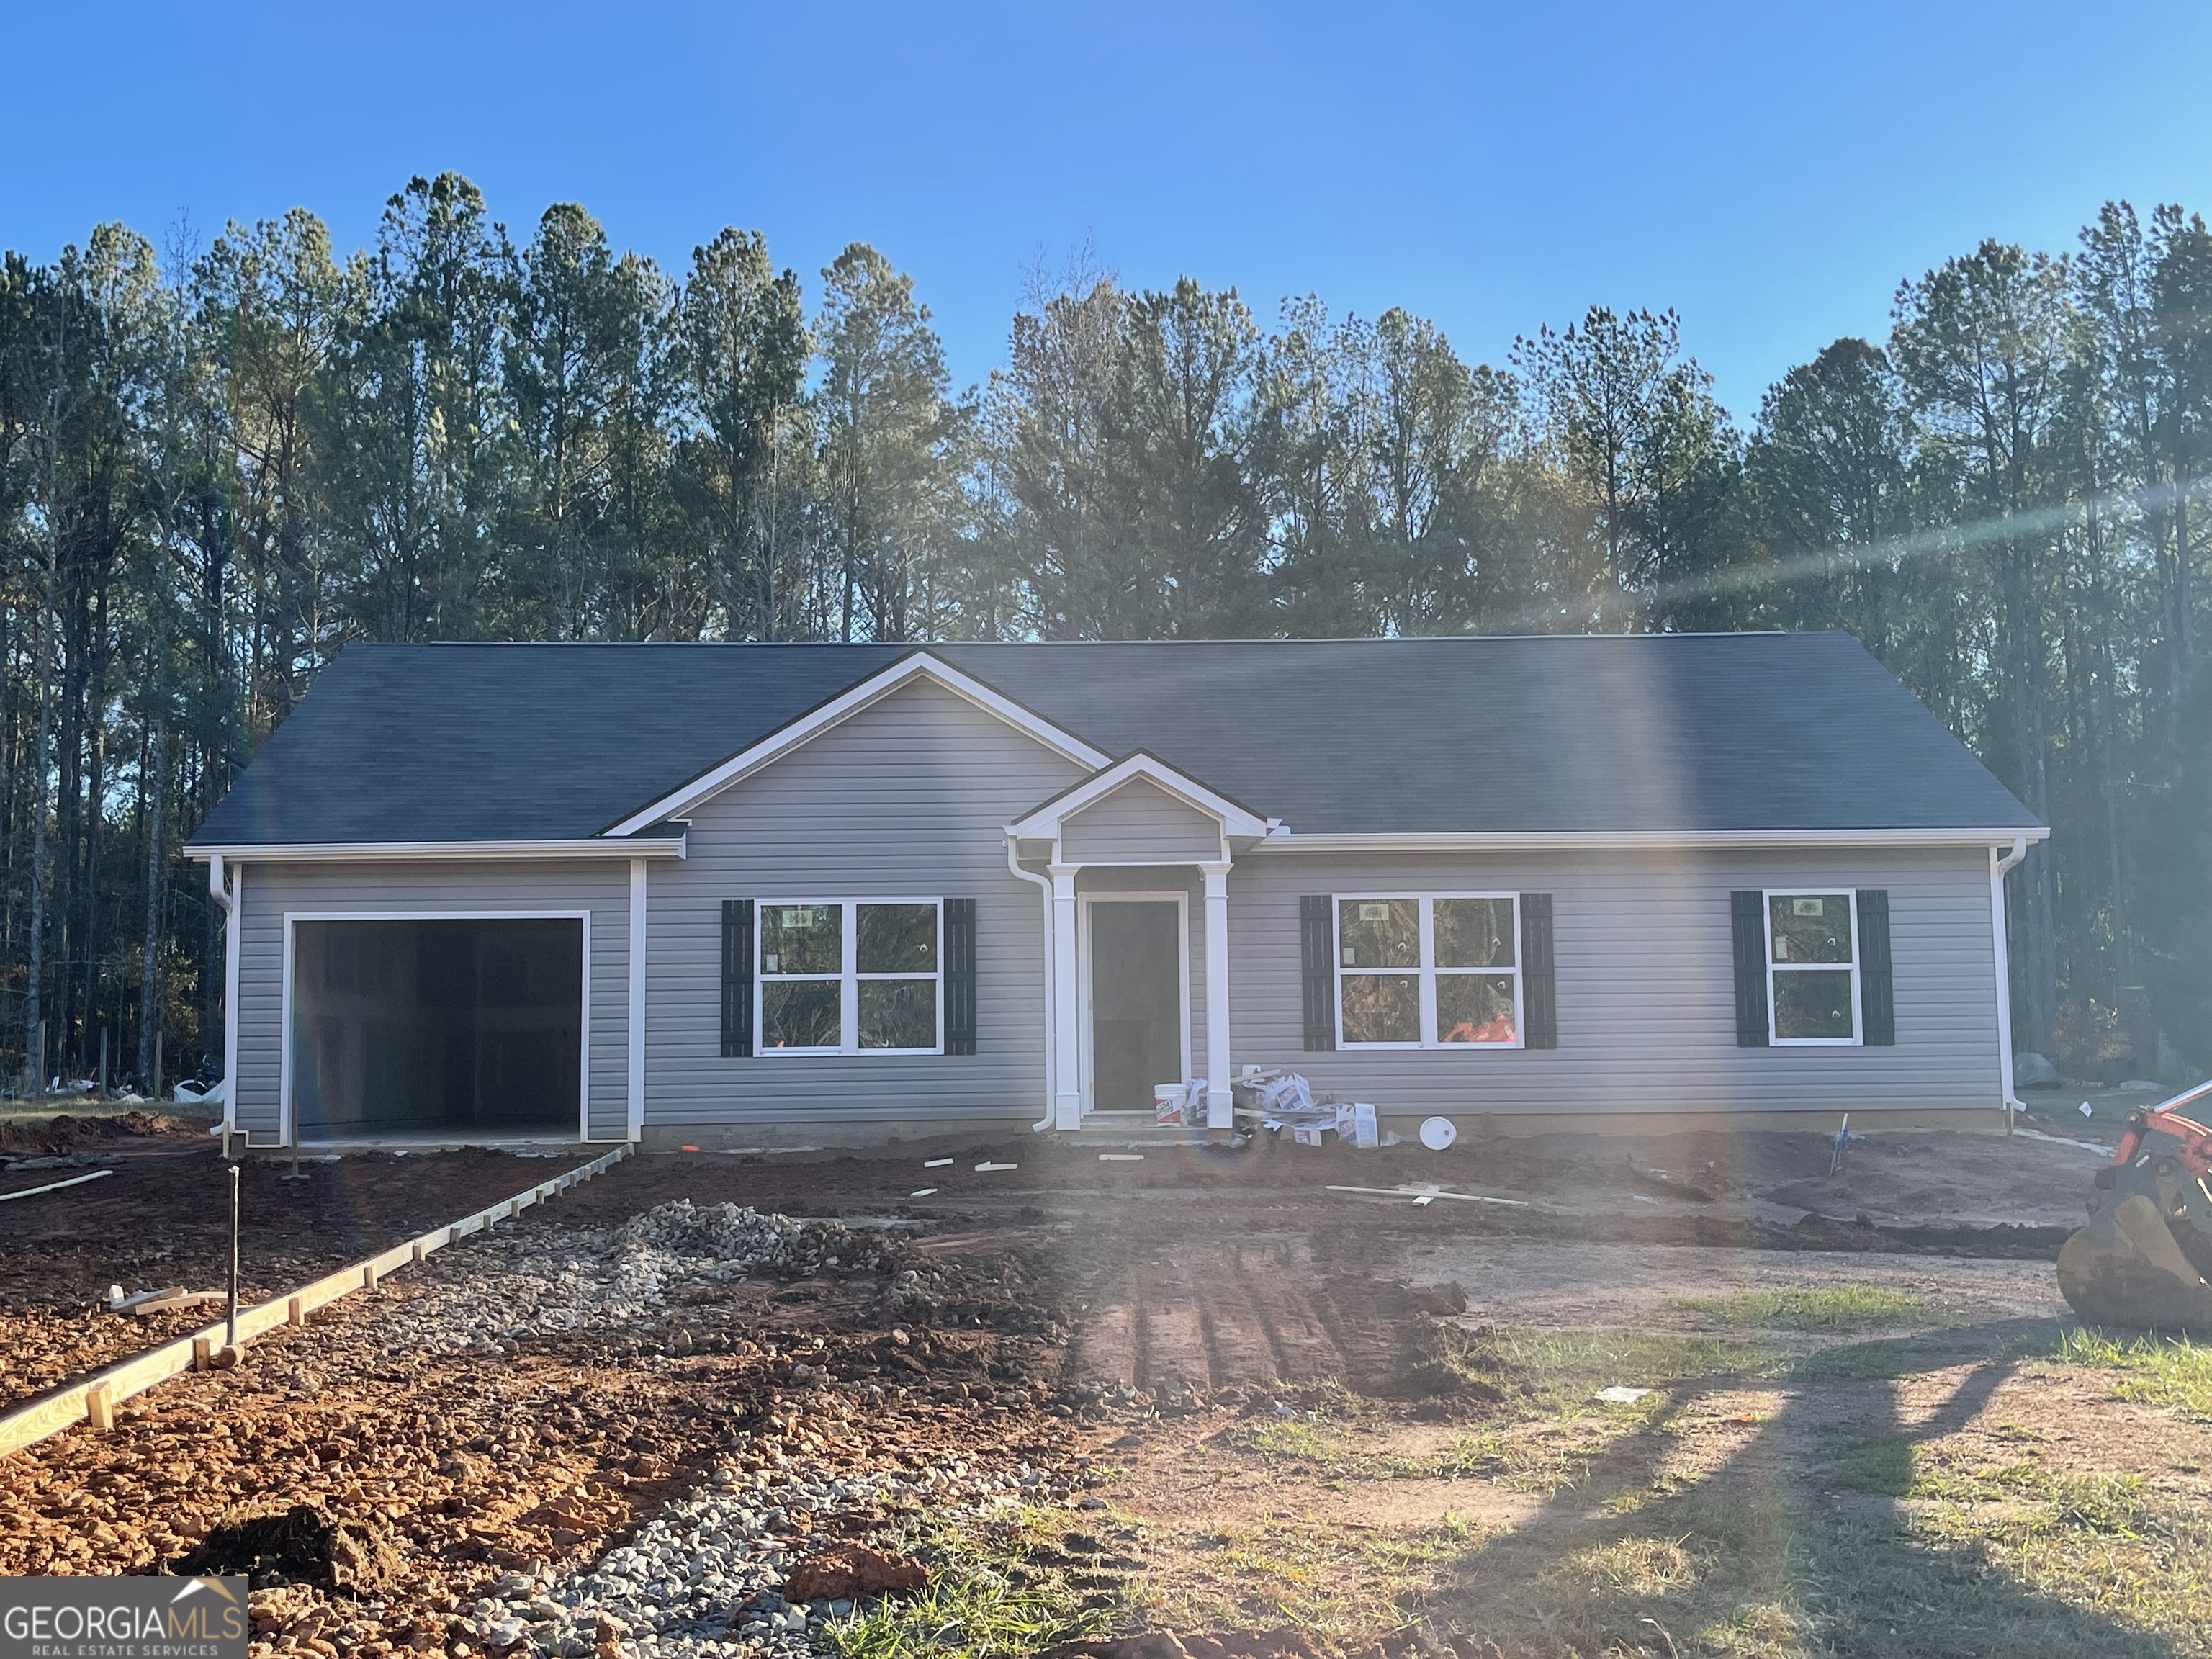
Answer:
[208, 855, 239, 1149]
[1991, 837, 2028, 1129]
[1006, 835, 1056, 1131]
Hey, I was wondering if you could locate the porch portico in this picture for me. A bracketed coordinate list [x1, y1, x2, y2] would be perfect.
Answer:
[1006, 752, 1276, 1132]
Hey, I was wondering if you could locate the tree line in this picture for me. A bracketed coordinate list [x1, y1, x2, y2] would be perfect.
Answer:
[3, 173, 2209, 1094]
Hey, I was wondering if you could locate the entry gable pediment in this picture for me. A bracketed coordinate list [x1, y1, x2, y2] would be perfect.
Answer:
[1008, 750, 1274, 848]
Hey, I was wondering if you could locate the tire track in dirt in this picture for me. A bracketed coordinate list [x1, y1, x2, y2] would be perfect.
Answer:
[1236, 1242, 1346, 1384]
[1067, 1239, 1429, 1397]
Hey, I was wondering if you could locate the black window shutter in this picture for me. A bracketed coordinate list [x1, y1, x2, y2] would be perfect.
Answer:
[1857, 889, 1894, 1046]
[1519, 893, 1557, 1049]
[1730, 890, 1769, 1048]
[721, 899, 755, 1058]
[1300, 896, 1336, 1051]
[944, 897, 978, 1055]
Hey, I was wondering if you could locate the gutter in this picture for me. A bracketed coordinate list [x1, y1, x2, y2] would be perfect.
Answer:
[209, 855, 239, 1148]
[186, 837, 688, 863]
[1992, 836, 2029, 1125]
[1254, 827, 2052, 853]
[1004, 835, 1057, 1132]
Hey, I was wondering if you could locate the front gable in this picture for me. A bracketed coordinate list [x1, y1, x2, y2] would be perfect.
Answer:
[601, 651, 1111, 837]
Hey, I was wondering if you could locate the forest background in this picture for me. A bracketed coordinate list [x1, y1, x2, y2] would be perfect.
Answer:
[4, 173, 2209, 1094]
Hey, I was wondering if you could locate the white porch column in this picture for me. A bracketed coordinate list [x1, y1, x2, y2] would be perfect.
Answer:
[1050, 863, 1084, 1129]
[1202, 860, 1233, 1129]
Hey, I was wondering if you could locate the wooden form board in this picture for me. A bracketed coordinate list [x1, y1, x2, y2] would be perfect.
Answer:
[0, 1143, 631, 1459]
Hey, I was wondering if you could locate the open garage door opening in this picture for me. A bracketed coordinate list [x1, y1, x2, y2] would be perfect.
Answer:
[289, 917, 584, 1140]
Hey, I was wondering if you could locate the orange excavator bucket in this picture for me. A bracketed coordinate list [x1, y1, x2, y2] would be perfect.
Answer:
[2057, 1082, 2212, 1333]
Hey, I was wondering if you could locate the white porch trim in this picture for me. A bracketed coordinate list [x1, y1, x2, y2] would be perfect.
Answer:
[1201, 861, 1233, 1128]
[1050, 865, 1083, 1130]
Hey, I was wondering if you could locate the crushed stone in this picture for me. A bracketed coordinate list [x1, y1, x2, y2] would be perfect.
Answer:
[464, 1438, 1033, 1659]
[370, 1203, 884, 1351]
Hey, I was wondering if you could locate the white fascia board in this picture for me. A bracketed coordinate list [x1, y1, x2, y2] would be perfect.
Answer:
[601, 651, 1112, 837]
[1007, 750, 1272, 840]
[187, 837, 688, 863]
[1250, 827, 2052, 853]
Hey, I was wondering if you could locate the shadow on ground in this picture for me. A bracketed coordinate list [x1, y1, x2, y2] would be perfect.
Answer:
[1421, 1316, 2199, 1658]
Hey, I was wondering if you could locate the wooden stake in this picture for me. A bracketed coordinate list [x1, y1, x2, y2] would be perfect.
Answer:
[84, 1383, 112, 1431]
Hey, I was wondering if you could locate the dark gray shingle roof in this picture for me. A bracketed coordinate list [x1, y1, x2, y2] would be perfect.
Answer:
[188, 633, 2038, 847]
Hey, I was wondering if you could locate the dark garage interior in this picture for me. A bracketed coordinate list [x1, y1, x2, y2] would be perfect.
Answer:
[289, 917, 583, 1139]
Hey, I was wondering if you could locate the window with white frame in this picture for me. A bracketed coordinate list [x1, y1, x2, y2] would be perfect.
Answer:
[757, 901, 942, 1054]
[1335, 894, 1521, 1047]
[1766, 891, 1859, 1044]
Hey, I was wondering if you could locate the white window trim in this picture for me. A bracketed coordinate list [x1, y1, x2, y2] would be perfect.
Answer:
[1763, 889, 1862, 1047]
[1333, 893, 1524, 1051]
[755, 898, 945, 1056]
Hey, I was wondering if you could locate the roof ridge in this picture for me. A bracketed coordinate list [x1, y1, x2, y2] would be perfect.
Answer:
[405, 630, 1812, 649]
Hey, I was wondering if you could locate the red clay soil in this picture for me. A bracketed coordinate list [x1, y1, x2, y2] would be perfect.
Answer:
[0, 1110, 210, 1158]
[0, 1220, 1091, 1594]
[0, 1146, 594, 1409]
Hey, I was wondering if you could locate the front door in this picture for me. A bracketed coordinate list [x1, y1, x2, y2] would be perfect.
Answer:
[1087, 899, 1185, 1113]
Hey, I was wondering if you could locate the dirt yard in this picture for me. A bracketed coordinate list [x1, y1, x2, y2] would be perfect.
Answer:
[4, 1115, 2207, 1659]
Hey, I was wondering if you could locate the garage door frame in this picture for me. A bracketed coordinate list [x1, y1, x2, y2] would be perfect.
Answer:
[282, 909, 592, 1145]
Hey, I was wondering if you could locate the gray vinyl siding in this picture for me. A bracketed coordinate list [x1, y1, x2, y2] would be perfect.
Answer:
[1227, 846, 2002, 1115]
[1061, 780, 1223, 863]
[643, 678, 1087, 1128]
[233, 860, 633, 1143]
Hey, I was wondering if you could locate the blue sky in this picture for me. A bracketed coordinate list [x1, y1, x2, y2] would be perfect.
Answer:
[9, 1, 2210, 418]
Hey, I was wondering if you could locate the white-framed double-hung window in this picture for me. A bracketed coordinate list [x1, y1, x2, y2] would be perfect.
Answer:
[1334, 894, 1522, 1048]
[757, 900, 943, 1054]
[1764, 891, 1860, 1045]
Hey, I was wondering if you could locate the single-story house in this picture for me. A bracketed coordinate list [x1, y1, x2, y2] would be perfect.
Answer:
[185, 632, 2047, 1147]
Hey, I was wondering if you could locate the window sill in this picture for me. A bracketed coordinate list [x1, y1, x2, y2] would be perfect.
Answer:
[1338, 1041, 1526, 1052]
[752, 1048, 947, 1058]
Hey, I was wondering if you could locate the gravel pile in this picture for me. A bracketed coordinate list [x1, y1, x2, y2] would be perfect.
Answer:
[457, 1439, 1039, 1659]
[374, 1204, 886, 1352]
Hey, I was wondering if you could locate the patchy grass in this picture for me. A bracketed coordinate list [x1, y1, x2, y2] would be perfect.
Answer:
[2059, 1328, 2212, 1419]
[1130, 1510, 1490, 1650]
[820, 1506, 1113, 1659]
[1104, 1318, 2212, 1658]
[1487, 1326, 1771, 1411]
[1675, 1284, 1937, 1331]
[1227, 1418, 1340, 1462]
